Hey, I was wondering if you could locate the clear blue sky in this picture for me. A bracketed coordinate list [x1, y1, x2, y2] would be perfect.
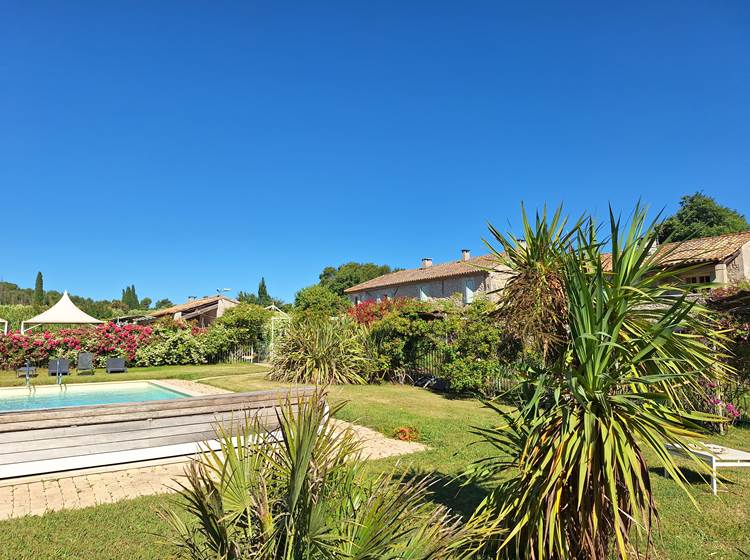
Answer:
[1, 1, 748, 304]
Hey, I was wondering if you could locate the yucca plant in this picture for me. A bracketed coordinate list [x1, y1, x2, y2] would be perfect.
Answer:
[467, 205, 732, 560]
[163, 392, 476, 559]
[484, 205, 582, 364]
[269, 318, 371, 384]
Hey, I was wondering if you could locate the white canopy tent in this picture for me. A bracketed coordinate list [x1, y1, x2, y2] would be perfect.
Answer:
[21, 291, 104, 334]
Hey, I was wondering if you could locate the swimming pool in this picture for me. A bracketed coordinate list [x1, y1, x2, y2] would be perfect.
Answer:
[0, 382, 190, 412]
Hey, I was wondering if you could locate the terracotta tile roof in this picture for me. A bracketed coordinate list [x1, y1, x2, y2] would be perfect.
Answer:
[601, 231, 750, 271]
[344, 254, 505, 293]
[150, 295, 239, 317]
[656, 231, 750, 265]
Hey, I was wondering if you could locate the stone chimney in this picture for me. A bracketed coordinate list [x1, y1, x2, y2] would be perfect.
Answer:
[461, 249, 471, 261]
[421, 257, 433, 268]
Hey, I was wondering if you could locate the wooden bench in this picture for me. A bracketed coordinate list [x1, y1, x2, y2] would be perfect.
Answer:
[0, 387, 315, 479]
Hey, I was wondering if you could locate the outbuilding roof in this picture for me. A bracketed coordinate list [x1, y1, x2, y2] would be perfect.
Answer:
[150, 295, 239, 318]
[656, 231, 750, 265]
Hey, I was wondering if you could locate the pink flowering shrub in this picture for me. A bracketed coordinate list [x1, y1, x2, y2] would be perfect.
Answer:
[0, 323, 152, 369]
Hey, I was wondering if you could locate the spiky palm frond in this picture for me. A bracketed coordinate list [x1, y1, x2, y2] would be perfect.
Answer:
[163, 391, 476, 559]
[270, 318, 371, 384]
[468, 204, 733, 560]
[484, 204, 583, 363]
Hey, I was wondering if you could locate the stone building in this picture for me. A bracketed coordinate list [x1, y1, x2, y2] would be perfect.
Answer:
[345, 231, 750, 306]
[344, 250, 511, 305]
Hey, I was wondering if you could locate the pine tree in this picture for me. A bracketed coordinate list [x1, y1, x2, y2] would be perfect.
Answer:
[33, 272, 44, 307]
[257, 277, 271, 306]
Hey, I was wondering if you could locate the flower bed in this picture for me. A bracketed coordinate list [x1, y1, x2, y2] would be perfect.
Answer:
[0, 323, 152, 369]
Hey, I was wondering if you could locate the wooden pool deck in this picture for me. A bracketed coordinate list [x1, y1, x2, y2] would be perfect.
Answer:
[0, 384, 315, 479]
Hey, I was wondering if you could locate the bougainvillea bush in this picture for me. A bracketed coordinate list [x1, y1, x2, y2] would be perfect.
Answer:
[347, 297, 411, 326]
[0, 320, 241, 370]
[0, 323, 152, 369]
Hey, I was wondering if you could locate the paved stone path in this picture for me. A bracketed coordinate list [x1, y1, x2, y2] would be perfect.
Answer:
[0, 380, 425, 520]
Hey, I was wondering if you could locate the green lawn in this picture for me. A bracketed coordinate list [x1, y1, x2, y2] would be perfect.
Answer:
[0, 362, 270, 388]
[0, 368, 749, 559]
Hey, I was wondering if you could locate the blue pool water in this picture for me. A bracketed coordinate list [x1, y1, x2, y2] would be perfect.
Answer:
[0, 382, 189, 412]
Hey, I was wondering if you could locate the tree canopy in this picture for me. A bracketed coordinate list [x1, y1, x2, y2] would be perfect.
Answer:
[318, 262, 395, 296]
[154, 298, 174, 309]
[294, 285, 349, 316]
[238, 277, 284, 308]
[657, 192, 749, 242]
[121, 285, 139, 310]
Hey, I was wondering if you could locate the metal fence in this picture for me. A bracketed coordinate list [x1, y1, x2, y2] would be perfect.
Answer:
[208, 342, 270, 365]
[411, 347, 446, 378]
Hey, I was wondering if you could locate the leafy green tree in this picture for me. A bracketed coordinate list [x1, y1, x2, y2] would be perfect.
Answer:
[154, 298, 173, 309]
[294, 285, 349, 316]
[657, 192, 749, 242]
[32, 272, 44, 307]
[237, 290, 259, 305]
[216, 303, 272, 347]
[139, 297, 152, 309]
[319, 262, 395, 296]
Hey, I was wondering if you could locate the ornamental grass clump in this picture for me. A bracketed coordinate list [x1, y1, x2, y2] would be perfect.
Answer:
[269, 318, 371, 384]
[465, 205, 733, 560]
[163, 392, 477, 559]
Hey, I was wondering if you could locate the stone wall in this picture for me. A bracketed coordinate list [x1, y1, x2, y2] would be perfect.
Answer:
[726, 242, 750, 284]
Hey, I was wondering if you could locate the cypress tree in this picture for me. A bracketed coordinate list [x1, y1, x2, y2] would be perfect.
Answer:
[33, 272, 44, 307]
[257, 277, 270, 306]
[121, 285, 140, 310]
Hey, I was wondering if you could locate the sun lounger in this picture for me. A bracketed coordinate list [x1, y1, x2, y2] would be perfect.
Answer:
[16, 365, 37, 379]
[106, 358, 127, 374]
[666, 442, 750, 495]
[47, 359, 70, 377]
[76, 352, 95, 375]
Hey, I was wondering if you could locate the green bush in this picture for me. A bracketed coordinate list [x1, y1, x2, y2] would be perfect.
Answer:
[293, 285, 349, 317]
[134, 324, 236, 367]
[135, 328, 205, 366]
[215, 303, 271, 347]
[269, 318, 371, 384]
[442, 357, 501, 393]
[0, 305, 36, 331]
[369, 299, 447, 379]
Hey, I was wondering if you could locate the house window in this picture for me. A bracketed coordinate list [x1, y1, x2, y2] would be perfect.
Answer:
[464, 278, 475, 304]
[418, 285, 428, 301]
[684, 275, 712, 293]
[354, 296, 361, 305]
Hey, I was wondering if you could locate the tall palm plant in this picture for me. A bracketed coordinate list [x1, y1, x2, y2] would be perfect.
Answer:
[164, 391, 476, 559]
[484, 205, 581, 364]
[467, 206, 732, 559]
